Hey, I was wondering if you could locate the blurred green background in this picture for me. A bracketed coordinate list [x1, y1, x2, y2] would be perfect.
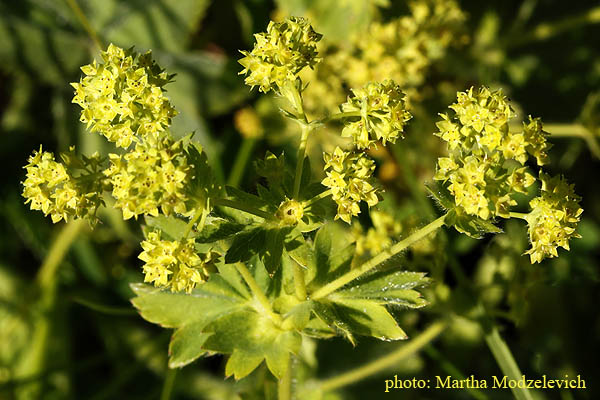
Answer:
[1, 0, 599, 399]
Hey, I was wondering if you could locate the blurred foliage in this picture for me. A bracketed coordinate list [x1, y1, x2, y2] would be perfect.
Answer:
[1, 0, 599, 399]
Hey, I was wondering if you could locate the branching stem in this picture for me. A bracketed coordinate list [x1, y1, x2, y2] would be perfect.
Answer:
[235, 263, 281, 325]
[311, 214, 446, 300]
[213, 198, 274, 220]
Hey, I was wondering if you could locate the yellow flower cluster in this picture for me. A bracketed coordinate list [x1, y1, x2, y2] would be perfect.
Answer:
[525, 174, 583, 263]
[71, 44, 177, 148]
[344, 0, 465, 90]
[321, 147, 380, 223]
[297, 0, 465, 117]
[341, 80, 412, 149]
[434, 87, 549, 219]
[139, 231, 219, 293]
[22, 147, 104, 224]
[239, 16, 322, 93]
[104, 137, 190, 220]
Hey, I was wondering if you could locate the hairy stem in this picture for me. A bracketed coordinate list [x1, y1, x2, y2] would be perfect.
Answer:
[318, 320, 447, 392]
[509, 211, 529, 220]
[481, 313, 533, 400]
[235, 263, 281, 324]
[293, 124, 310, 199]
[278, 356, 292, 400]
[425, 345, 489, 400]
[213, 198, 274, 220]
[508, 6, 600, 48]
[160, 368, 177, 400]
[228, 138, 257, 187]
[545, 123, 600, 159]
[16, 220, 86, 398]
[303, 189, 333, 208]
[65, 0, 103, 50]
[311, 214, 446, 300]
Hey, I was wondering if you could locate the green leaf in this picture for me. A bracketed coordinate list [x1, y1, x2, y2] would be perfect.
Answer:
[225, 349, 264, 380]
[330, 298, 408, 341]
[337, 270, 430, 309]
[130, 281, 244, 329]
[425, 181, 455, 211]
[144, 215, 189, 241]
[169, 326, 212, 368]
[312, 301, 355, 344]
[224, 226, 266, 265]
[309, 223, 355, 289]
[202, 309, 301, 379]
[195, 216, 246, 243]
[446, 209, 503, 239]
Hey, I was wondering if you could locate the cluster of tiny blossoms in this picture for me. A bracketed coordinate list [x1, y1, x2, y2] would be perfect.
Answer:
[22, 147, 105, 224]
[239, 17, 322, 93]
[341, 80, 412, 149]
[298, 0, 465, 117]
[434, 86, 582, 262]
[321, 147, 380, 223]
[22, 44, 219, 293]
[72, 44, 177, 148]
[525, 174, 583, 263]
[139, 231, 219, 293]
[103, 137, 191, 220]
[434, 87, 548, 219]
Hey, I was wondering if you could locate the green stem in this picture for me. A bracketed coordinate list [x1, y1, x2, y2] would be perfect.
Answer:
[311, 215, 446, 300]
[545, 123, 600, 159]
[507, 6, 600, 48]
[303, 189, 333, 208]
[235, 263, 281, 324]
[227, 138, 257, 187]
[316, 111, 362, 124]
[16, 220, 85, 398]
[481, 310, 533, 400]
[318, 320, 447, 392]
[160, 368, 177, 400]
[424, 345, 489, 400]
[183, 208, 204, 239]
[213, 198, 274, 220]
[293, 124, 310, 199]
[292, 259, 307, 301]
[278, 356, 292, 400]
[509, 211, 529, 220]
[37, 220, 86, 290]
[65, 0, 103, 50]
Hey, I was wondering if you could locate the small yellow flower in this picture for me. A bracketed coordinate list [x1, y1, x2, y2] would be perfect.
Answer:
[22, 147, 104, 224]
[341, 80, 412, 150]
[322, 147, 380, 223]
[104, 137, 190, 220]
[238, 17, 322, 93]
[71, 44, 177, 148]
[139, 231, 219, 293]
[525, 173, 582, 263]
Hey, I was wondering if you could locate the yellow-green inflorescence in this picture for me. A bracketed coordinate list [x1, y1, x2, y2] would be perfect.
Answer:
[322, 147, 380, 223]
[103, 136, 191, 220]
[239, 16, 322, 93]
[23, 43, 221, 293]
[139, 231, 220, 293]
[434, 87, 547, 220]
[341, 80, 412, 150]
[525, 173, 583, 263]
[71, 44, 177, 148]
[22, 147, 105, 224]
[434, 86, 582, 262]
